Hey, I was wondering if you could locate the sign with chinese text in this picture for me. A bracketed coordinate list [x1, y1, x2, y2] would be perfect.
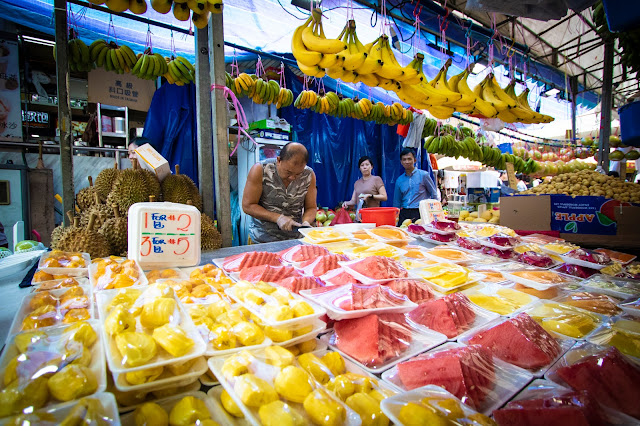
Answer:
[88, 68, 155, 111]
[22, 110, 50, 129]
[506, 162, 518, 190]
[0, 37, 22, 142]
[128, 202, 201, 269]
[419, 199, 446, 223]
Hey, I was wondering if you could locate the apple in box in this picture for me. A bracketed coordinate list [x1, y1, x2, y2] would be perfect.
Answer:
[316, 210, 327, 223]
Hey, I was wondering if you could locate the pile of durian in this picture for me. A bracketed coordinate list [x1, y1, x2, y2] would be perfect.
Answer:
[51, 161, 222, 257]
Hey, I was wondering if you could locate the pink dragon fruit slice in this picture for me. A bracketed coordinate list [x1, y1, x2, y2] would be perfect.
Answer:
[487, 233, 518, 247]
[407, 224, 428, 235]
[557, 263, 598, 279]
[428, 232, 457, 242]
[566, 249, 611, 265]
[482, 246, 516, 259]
[430, 220, 461, 232]
[519, 251, 553, 268]
[457, 237, 482, 251]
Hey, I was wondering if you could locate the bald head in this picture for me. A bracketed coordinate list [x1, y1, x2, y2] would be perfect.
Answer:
[279, 142, 308, 165]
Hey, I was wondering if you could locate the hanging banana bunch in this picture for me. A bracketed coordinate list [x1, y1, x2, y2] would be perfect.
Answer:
[227, 72, 293, 107]
[53, 30, 93, 73]
[90, 40, 138, 74]
[164, 56, 195, 85]
[131, 48, 167, 79]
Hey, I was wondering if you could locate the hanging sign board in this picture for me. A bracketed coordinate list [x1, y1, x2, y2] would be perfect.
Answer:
[88, 68, 155, 111]
[506, 162, 518, 190]
[0, 37, 23, 142]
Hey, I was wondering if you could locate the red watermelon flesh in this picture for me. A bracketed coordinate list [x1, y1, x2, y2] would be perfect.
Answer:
[278, 245, 329, 262]
[223, 251, 281, 272]
[469, 313, 561, 370]
[408, 299, 460, 338]
[321, 268, 360, 286]
[277, 276, 325, 294]
[350, 284, 409, 310]
[385, 279, 435, 303]
[347, 256, 409, 281]
[300, 254, 348, 276]
[445, 294, 469, 329]
[451, 293, 476, 326]
[239, 265, 299, 283]
[493, 391, 607, 426]
[556, 347, 640, 418]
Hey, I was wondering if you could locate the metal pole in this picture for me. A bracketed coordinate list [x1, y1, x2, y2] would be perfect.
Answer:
[209, 13, 232, 247]
[195, 28, 214, 219]
[54, 0, 74, 225]
[598, 38, 614, 172]
[570, 76, 578, 143]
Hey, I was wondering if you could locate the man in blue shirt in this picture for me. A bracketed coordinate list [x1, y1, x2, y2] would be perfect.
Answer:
[393, 148, 439, 224]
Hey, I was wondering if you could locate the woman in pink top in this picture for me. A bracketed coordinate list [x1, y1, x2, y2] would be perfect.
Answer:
[342, 156, 388, 209]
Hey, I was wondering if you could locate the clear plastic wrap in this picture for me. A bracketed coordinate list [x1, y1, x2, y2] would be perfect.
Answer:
[501, 269, 574, 291]
[458, 313, 575, 377]
[560, 248, 613, 270]
[30, 276, 90, 292]
[156, 278, 231, 305]
[322, 313, 447, 373]
[380, 385, 497, 426]
[481, 246, 517, 260]
[180, 263, 235, 291]
[423, 246, 482, 263]
[517, 250, 559, 269]
[0, 320, 106, 417]
[383, 279, 437, 303]
[320, 268, 361, 286]
[144, 268, 187, 284]
[318, 240, 364, 255]
[554, 262, 599, 279]
[0, 392, 120, 426]
[476, 234, 519, 250]
[208, 347, 362, 426]
[397, 257, 436, 271]
[541, 242, 580, 255]
[401, 245, 433, 259]
[278, 244, 330, 263]
[555, 291, 622, 316]
[342, 242, 408, 259]
[545, 341, 640, 419]
[587, 317, 640, 359]
[220, 252, 283, 273]
[364, 225, 413, 244]
[521, 234, 566, 245]
[457, 236, 484, 251]
[580, 274, 640, 298]
[206, 385, 251, 425]
[381, 342, 533, 414]
[96, 284, 206, 374]
[224, 281, 326, 328]
[37, 250, 91, 274]
[300, 283, 418, 320]
[524, 300, 604, 340]
[298, 254, 349, 277]
[90, 258, 148, 291]
[120, 391, 220, 426]
[339, 256, 410, 284]
[463, 283, 539, 316]
[9, 285, 94, 335]
[594, 248, 637, 265]
[407, 292, 499, 340]
[108, 376, 200, 413]
[419, 233, 455, 244]
[274, 275, 327, 295]
[411, 263, 485, 293]
[620, 295, 640, 317]
[298, 227, 350, 244]
[32, 269, 88, 284]
[113, 356, 208, 393]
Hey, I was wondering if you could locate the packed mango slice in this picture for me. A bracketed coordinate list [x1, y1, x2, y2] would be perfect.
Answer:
[527, 302, 601, 338]
[349, 242, 407, 259]
[588, 319, 640, 359]
[544, 243, 579, 255]
[398, 397, 496, 426]
[304, 228, 349, 243]
[416, 263, 470, 288]
[427, 247, 475, 262]
[510, 270, 568, 285]
[514, 243, 543, 254]
[366, 226, 411, 242]
[468, 288, 534, 315]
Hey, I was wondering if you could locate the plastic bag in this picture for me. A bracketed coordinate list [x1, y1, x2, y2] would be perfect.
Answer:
[331, 208, 352, 226]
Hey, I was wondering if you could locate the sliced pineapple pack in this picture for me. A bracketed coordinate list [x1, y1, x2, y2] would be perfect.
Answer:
[90, 257, 149, 290]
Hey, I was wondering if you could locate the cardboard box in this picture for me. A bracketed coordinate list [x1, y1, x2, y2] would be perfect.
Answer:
[248, 118, 291, 133]
[467, 188, 500, 204]
[500, 195, 640, 248]
[135, 143, 171, 182]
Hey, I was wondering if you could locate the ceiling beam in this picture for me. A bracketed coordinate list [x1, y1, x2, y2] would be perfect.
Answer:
[536, 13, 575, 38]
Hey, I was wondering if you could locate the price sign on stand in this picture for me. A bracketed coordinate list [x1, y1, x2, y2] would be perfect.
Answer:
[419, 199, 446, 223]
[506, 162, 518, 190]
[128, 202, 201, 269]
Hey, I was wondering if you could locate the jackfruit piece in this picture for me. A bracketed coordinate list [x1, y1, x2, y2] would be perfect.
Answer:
[115, 332, 158, 367]
[113, 388, 148, 407]
[220, 389, 244, 418]
[168, 395, 211, 426]
[63, 308, 90, 324]
[134, 402, 168, 426]
[368, 389, 395, 402]
[293, 325, 313, 337]
[274, 366, 314, 403]
[271, 288, 294, 305]
[303, 388, 346, 426]
[191, 284, 213, 299]
[189, 305, 210, 325]
[297, 353, 331, 384]
[344, 373, 377, 394]
[21, 304, 57, 330]
[292, 300, 314, 317]
[0, 376, 49, 418]
[216, 309, 245, 328]
[3, 356, 20, 386]
[197, 316, 217, 331]
[221, 352, 253, 379]
[65, 321, 98, 347]
[265, 345, 295, 368]
[107, 288, 142, 312]
[29, 291, 57, 310]
[60, 286, 85, 303]
[209, 324, 237, 350]
[264, 326, 293, 343]
[398, 402, 446, 426]
[264, 305, 293, 322]
[166, 357, 198, 376]
[233, 373, 278, 407]
[140, 298, 177, 329]
[287, 345, 301, 356]
[65, 342, 92, 367]
[105, 305, 137, 335]
[346, 392, 388, 426]
[255, 282, 278, 294]
[109, 274, 136, 289]
[321, 352, 346, 376]
[48, 364, 97, 401]
[243, 289, 266, 306]
[233, 321, 265, 346]
[14, 331, 45, 353]
[126, 366, 164, 385]
[60, 397, 107, 426]
[259, 400, 306, 426]
[297, 339, 317, 354]
[152, 324, 194, 357]
[207, 300, 229, 319]
[429, 397, 465, 421]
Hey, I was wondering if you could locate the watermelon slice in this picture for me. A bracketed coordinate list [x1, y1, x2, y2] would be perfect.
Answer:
[300, 254, 348, 276]
[278, 245, 329, 262]
[345, 256, 409, 281]
[409, 293, 476, 338]
[556, 347, 640, 418]
[222, 251, 281, 272]
[277, 276, 325, 294]
[385, 280, 435, 303]
[350, 284, 409, 310]
[239, 265, 299, 283]
[320, 268, 360, 286]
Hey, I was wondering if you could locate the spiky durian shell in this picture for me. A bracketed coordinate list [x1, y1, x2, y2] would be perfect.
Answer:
[94, 167, 120, 201]
[80, 204, 113, 229]
[201, 213, 222, 251]
[99, 216, 128, 256]
[161, 174, 202, 211]
[76, 186, 98, 211]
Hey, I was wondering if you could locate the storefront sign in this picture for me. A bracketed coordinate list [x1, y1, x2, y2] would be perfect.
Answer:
[0, 37, 23, 142]
[22, 110, 50, 128]
[549, 195, 637, 235]
[88, 68, 155, 111]
[506, 162, 518, 190]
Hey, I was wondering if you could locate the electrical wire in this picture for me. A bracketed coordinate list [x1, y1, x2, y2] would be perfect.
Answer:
[277, 0, 308, 20]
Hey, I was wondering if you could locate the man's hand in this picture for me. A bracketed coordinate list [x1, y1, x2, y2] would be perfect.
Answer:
[301, 221, 313, 228]
[277, 214, 301, 231]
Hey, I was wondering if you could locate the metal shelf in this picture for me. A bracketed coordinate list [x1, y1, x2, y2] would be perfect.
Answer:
[101, 131, 127, 138]
[97, 103, 129, 148]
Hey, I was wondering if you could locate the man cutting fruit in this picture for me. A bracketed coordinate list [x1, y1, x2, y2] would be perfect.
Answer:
[242, 142, 318, 243]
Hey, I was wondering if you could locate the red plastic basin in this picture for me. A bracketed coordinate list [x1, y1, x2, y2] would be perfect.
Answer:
[359, 207, 400, 227]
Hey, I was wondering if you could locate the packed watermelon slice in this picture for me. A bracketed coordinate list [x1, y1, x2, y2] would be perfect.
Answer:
[320, 268, 361, 286]
[343, 256, 409, 282]
[384, 279, 435, 304]
[222, 251, 282, 272]
[556, 346, 640, 419]
[349, 284, 411, 310]
[238, 265, 300, 283]
[396, 345, 496, 409]
[493, 391, 607, 426]
[278, 244, 330, 263]
[300, 254, 348, 276]
[468, 313, 561, 370]
[408, 293, 477, 338]
[334, 313, 413, 367]
[276, 276, 326, 294]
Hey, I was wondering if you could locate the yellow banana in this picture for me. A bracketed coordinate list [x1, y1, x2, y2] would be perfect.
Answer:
[318, 53, 342, 68]
[376, 36, 404, 80]
[354, 72, 379, 87]
[292, 16, 323, 67]
[301, 8, 347, 54]
[297, 61, 325, 78]
[356, 37, 383, 75]
[487, 75, 518, 108]
[475, 75, 510, 112]
[428, 59, 465, 107]
[326, 65, 345, 80]
[452, 68, 498, 118]
[342, 21, 367, 71]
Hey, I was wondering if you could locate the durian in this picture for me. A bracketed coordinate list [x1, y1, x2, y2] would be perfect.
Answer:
[201, 213, 222, 251]
[94, 162, 120, 201]
[56, 213, 112, 258]
[99, 204, 128, 256]
[50, 211, 75, 250]
[80, 193, 114, 230]
[107, 159, 161, 216]
[76, 176, 98, 211]
[161, 165, 203, 211]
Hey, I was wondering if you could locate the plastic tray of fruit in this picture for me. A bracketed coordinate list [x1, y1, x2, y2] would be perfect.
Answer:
[110, 378, 201, 414]
[420, 220, 462, 236]
[120, 391, 222, 426]
[463, 283, 540, 316]
[553, 291, 623, 316]
[96, 284, 206, 375]
[364, 225, 414, 244]
[457, 315, 577, 378]
[199, 371, 219, 387]
[541, 242, 580, 256]
[594, 248, 637, 265]
[30, 276, 90, 292]
[208, 346, 362, 426]
[156, 278, 232, 305]
[113, 356, 209, 393]
[8, 284, 94, 337]
[380, 342, 534, 416]
[379, 384, 496, 425]
[180, 263, 236, 291]
[423, 246, 483, 263]
[0, 392, 120, 426]
[410, 263, 485, 293]
[144, 268, 187, 284]
[90, 258, 148, 291]
[298, 227, 351, 244]
[268, 319, 326, 347]
[619, 296, 640, 318]
[0, 320, 106, 418]
[580, 274, 640, 298]
[475, 234, 519, 251]
[224, 281, 326, 328]
[299, 283, 419, 321]
[316, 240, 365, 255]
[586, 317, 640, 360]
[37, 250, 91, 274]
[341, 242, 408, 259]
[558, 248, 614, 270]
[31, 268, 88, 284]
[338, 256, 411, 285]
[523, 300, 605, 340]
[207, 385, 252, 426]
[500, 269, 575, 291]
[418, 232, 458, 245]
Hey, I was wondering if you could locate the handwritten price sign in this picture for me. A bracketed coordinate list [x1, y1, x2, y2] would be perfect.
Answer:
[128, 202, 201, 269]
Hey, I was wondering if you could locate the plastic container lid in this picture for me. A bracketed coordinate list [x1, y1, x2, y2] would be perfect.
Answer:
[586, 317, 640, 360]
[619, 296, 640, 317]
[206, 386, 251, 426]
[30, 276, 90, 292]
[558, 252, 611, 270]
[113, 380, 201, 414]
[37, 250, 91, 274]
[364, 226, 414, 245]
